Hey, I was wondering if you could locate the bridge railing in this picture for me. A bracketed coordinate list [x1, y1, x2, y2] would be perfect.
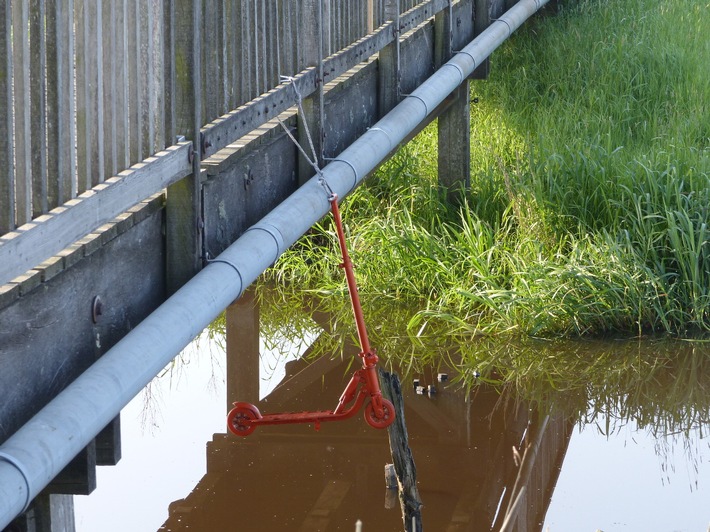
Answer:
[0, 0, 463, 288]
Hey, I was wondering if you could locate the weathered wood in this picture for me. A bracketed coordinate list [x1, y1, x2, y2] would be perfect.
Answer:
[378, 0, 401, 116]
[166, 0, 203, 294]
[436, 0, 473, 202]
[95, 416, 122, 466]
[92, 2, 104, 185]
[75, 0, 104, 190]
[127, 0, 142, 164]
[297, 0, 325, 185]
[163, 0, 176, 146]
[30, 0, 49, 217]
[380, 369, 423, 532]
[201, 117, 298, 256]
[0, 1, 15, 234]
[46, 442, 97, 496]
[201, 0, 450, 159]
[0, 202, 166, 445]
[46, 0, 76, 207]
[8, 493, 75, 532]
[0, 143, 191, 287]
[13, 0, 32, 225]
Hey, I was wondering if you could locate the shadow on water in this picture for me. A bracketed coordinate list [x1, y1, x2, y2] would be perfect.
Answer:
[149, 284, 710, 531]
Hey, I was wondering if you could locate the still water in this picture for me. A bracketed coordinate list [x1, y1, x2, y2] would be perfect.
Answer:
[73, 301, 710, 531]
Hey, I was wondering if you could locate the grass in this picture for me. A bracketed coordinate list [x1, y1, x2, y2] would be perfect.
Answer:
[266, 0, 709, 338]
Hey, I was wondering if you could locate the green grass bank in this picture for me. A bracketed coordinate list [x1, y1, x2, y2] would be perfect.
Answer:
[268, 0, 710, 339]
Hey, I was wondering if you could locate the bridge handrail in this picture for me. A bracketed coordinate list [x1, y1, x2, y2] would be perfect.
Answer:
[0, 0, 448, 288]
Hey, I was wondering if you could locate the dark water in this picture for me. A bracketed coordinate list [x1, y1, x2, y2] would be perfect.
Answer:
[74, 315, 710, 531]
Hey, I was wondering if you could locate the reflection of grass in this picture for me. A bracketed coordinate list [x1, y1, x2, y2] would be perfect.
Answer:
[269, 0, 709, 337]
[242, 287, 710, 438]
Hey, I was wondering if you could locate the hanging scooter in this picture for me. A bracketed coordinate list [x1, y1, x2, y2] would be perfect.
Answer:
[227, 193, 395, 436]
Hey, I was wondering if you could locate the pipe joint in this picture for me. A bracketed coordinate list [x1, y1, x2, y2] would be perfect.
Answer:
[324, 158, 360, 193]
[246, 222, 285, 264]
[0, 452, 31, 513]
[444, 62, 465, 84]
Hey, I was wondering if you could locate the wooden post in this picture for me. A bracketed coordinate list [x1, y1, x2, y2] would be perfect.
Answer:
[297, 0, 324, 184]
[166, 0, 203, 294]
[380, 369, 423, 532]
[0, 1, 15, 234]
[226, 290, 260, 408]
[377, 0, 400, 117]
[30, 0, 49, 216]
[436, 0, 471, 203]
[472, 0, 505, 79]
[8, 493, 76, 532]
[46, 0, 77, 207]
[12, 0, 32, 224]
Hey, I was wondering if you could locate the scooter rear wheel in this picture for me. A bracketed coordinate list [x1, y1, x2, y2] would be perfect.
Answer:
[364, 399, 395, 429]
[227, 402, 261, 436]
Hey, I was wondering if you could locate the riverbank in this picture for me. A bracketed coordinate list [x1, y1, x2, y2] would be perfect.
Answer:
[269, 0, 709, 338]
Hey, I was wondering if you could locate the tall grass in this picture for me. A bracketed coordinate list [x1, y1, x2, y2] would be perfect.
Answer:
[268, 0, 709, 338]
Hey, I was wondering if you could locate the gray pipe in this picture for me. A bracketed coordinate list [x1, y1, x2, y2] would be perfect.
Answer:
[0, 0, 547, 526]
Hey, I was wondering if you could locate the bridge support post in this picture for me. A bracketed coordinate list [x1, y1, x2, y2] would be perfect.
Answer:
[436, 0, 473, 203]
[226, 289, 260, 408]
[378, 0, 401, 116]
[166, 0, 204, 294]
[297, 0, 325, 186]
[7, 493, 75, 532]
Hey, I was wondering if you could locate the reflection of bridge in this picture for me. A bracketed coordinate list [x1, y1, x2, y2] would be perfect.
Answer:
[160, 293, 574, 531]
[1, 1, 557, 529]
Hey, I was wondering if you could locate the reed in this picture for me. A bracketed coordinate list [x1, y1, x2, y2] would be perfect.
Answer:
[268, 0, 709, 337]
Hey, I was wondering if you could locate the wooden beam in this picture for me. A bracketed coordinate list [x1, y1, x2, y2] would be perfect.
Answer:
[0, 142, 191, 287]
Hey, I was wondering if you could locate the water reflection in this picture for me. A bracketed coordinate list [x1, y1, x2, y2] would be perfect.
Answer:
[160, 346, 572, 531]
[75, 285, 710, 531]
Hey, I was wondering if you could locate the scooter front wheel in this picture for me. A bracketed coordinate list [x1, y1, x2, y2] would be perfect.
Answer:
[227, 402, 261, 436]
[364, 399, 395, 429]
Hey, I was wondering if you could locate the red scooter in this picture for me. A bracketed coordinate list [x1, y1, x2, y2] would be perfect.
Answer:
[227, 193, 395, 436]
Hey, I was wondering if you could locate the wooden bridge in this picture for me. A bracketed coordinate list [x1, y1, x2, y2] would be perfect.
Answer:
[0, 0, 558, 529]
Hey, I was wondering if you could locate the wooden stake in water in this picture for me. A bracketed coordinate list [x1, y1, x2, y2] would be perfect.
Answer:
[379, 369, 423, 531]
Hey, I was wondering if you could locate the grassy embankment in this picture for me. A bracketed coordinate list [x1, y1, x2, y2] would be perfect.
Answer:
[267, 0, 709, 339]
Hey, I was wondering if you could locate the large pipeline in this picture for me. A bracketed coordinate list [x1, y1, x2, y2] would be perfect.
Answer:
[0, 0, 548, 526]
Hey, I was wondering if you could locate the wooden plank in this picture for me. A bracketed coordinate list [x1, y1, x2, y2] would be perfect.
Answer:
[139, 1, 152, 156]
[163, 0, 176, 146]
[128, 0, 143, 164]
[116, 0, 130, 170]
[46, 442, 97, 495]
[0, 142, 192, 287]
[103, 1, 117, 178]
[201, 0, 449, 157]
[46, 0, 77, 208]
[203, 0, 219, 123]
[13, 0, 32, 225]
[30, 0, 49, 216]
[75, 0, 103, 191]
[151, 2, 165, 151]
[0, 1, 15, 234]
